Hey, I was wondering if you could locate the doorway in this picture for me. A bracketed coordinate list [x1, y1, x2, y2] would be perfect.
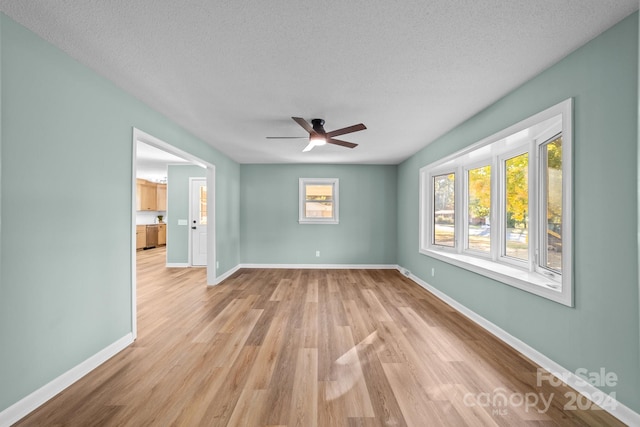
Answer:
[132, 128, 216, 339]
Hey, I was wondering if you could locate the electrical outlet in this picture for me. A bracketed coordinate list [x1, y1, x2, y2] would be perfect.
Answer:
[316, 250, 320, 257]
[216, 261, 219, 269]
[431, 267, 435, 277]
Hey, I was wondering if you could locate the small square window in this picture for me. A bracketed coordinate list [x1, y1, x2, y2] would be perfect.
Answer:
[299, 178, 339, 224]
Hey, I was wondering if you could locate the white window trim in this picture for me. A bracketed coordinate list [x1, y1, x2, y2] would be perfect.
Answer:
[299, 178, 339, 224]
[419, 99, 573, 306]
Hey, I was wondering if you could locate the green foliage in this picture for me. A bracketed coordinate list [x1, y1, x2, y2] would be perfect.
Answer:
[506, 152, 528, 227]
[468, 165, 491, 220]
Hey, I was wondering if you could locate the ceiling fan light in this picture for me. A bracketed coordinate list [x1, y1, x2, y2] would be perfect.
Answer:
[310, 135, 326, 146]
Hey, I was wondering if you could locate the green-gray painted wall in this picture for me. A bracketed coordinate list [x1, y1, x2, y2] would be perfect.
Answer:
[166, 165, 206, 264]
[0, 14, 240, 411]
[397, 12, 639, 412]
[240, 164, 397, 265]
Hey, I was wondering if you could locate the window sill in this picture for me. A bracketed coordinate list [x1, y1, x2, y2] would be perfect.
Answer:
[299, 219, 339, 225]
[420, 248, 572, 306]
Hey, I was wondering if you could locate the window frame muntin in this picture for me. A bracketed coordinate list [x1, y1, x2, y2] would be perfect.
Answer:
[298, 178, 340, 225]
[419, 98, 573, 306]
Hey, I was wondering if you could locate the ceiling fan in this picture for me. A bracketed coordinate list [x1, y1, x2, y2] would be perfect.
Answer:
[267, 117, 366, 152]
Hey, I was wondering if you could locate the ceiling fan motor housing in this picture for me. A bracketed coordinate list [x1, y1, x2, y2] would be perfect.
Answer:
[311, 119, 326, 134]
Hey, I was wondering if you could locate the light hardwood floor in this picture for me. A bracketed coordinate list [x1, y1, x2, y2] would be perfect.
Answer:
[16, 247, 624, 426]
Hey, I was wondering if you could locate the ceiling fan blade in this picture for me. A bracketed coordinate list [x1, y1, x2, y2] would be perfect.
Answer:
[292, 117, 314, 134]
[325, 123, 366, 138]
[302, 141, 316, 152]
[266, 136, 307, 139]
[327, 138, 358, 149]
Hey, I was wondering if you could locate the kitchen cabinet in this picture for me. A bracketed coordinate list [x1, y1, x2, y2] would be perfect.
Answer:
[136, 225, 146, 250]
[139, 180, 157, 211]
[158, 224, 166, 246]
[136, 179, 143, 210]
[136, 179, 167, 211]
[156, 184, 167, 211]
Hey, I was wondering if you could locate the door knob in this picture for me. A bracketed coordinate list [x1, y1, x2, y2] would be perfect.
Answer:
[191, 226, 197, 229]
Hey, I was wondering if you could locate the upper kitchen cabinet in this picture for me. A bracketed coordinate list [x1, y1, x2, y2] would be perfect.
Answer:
[156, 183, 167, 211]
[136, 179, 165, 211]
[137, 179, 157, 210]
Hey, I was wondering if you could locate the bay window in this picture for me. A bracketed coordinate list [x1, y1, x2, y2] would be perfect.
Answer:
[419, 99, 573, 306]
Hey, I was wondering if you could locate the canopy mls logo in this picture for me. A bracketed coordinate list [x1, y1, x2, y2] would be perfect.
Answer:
[464, 367, 619, 417]
[462, 387, 554, 415]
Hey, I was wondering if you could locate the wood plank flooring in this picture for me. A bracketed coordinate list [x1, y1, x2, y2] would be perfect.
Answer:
[15, 248, 624, 426]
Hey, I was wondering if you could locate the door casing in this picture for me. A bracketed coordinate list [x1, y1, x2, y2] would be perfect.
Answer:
[131, 128, 216, 340]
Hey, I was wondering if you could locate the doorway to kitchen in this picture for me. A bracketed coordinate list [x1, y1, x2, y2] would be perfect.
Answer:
[132, 128, 216, 339]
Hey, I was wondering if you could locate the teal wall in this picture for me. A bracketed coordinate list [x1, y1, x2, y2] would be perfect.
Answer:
[0, 14, 240, 412]
[398, 13, 640, 411]
[166, 165, 206, 264]
[240, 164, 397, 265]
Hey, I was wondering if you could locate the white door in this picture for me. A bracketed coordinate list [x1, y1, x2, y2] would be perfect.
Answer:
[190, 178, 207, 266]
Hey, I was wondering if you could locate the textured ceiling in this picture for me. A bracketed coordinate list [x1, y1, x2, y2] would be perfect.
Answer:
[1, 1, 638, 164]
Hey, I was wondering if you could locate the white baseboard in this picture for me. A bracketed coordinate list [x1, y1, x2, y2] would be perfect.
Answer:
[401, 268, 640, 427]
[239, 263, 399, 270]
[212, 263, 400, 285]
[0, 333, 134, 427]
[214, 264, 242, 284]
[211, 263, 400, 286]
[165, 262, 189, 268]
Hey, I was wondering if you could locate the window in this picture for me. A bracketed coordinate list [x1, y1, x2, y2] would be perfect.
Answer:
[299, 178, 339, 224]
[466, 165, 491, 253]
[539, 135, 563, 275]
[503, 151, 529, 261]
[419, 99, 572, 306]
[433, 173, 455, 247]
[199, 186, 207, 225]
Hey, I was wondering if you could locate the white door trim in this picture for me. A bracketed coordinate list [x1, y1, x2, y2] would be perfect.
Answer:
[131, 127, 216, 340]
